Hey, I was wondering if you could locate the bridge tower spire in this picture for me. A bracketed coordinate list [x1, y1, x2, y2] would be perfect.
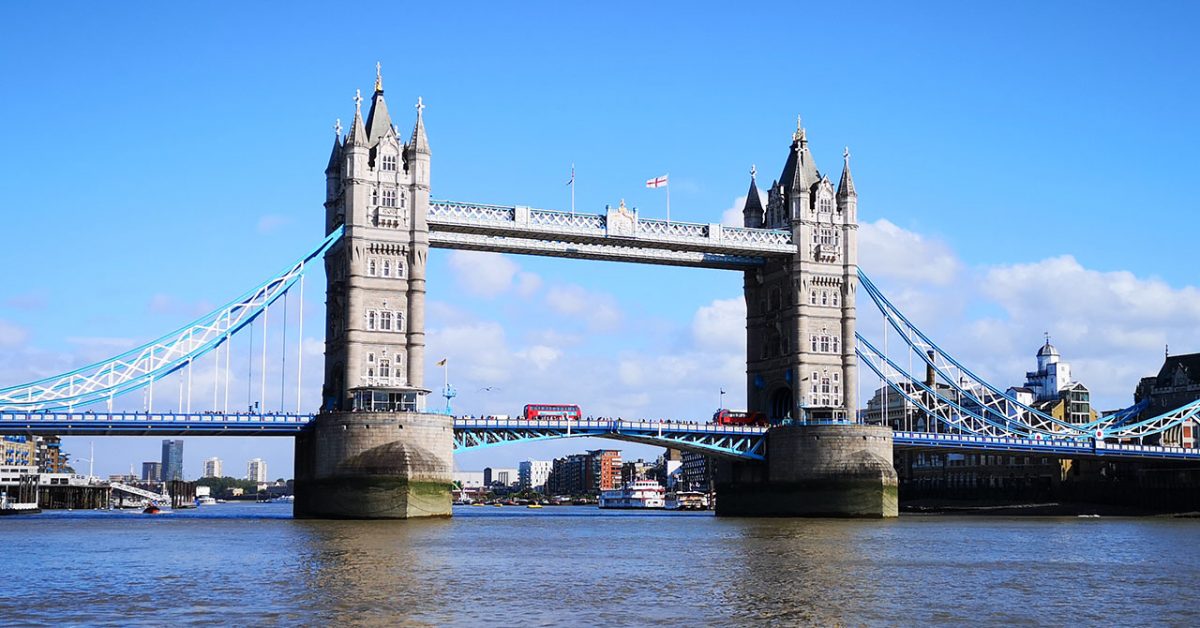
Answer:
[296, 69, 451, 520]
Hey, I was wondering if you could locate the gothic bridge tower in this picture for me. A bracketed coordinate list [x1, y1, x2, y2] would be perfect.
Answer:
[295, 66, 451, 519]
[717, 119, 897, 517]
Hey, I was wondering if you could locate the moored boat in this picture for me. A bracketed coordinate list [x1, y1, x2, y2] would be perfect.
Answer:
[599, 480, 666, 509]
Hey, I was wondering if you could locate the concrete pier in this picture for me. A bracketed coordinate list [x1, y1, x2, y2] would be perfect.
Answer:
[716, 424, 898, 518]
[293, 411, 453, 519]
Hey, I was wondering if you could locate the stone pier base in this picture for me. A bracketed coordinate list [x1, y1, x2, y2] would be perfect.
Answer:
[716, 424, 898, 518]
[293, 411, 453, 519]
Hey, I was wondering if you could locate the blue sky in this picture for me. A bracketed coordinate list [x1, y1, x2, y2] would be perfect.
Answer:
[1, 2, 1198, 478]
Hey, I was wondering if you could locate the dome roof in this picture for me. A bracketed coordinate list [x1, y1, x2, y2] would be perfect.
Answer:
[1037, 340, 1059, 358]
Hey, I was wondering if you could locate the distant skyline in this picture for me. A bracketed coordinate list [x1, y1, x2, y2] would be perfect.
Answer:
[2, 3, 1199, 476]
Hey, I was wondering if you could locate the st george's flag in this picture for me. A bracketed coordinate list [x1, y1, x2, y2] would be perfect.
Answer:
[436, 358, 448, 367]
[645, 174, 668, 189]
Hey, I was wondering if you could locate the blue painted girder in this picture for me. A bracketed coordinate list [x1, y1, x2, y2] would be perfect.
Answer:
[452, 418, 768, 460]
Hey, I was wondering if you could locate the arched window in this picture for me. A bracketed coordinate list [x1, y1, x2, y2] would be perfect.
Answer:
[379, 360, 390, 380]
[832, 336, 840, 353]
[831, 290, 840, 307]
[819, 196, 832, 213]
[371, 189, 379, 205]
[820, 291, 828, 306]
[367, 368, 374, 378]
[380, 311, 393, 331]
[821, 371, 831, 394]
[810, 290, 817, 305]
[382, 260, 391, 278]
[396, 312, 405, 332]
[367, 352, 375, 363]
[367, 311, 377, 331]
[820, 330, 830, 353]
[368, 259, 377, 276]
[811, 335, 818, 352]
[395, 259, 405, 278]
[382, 189, 397, 207]
[811, 372, 820, 395]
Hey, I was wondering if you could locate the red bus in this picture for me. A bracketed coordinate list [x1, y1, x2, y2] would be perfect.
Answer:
[713, 409, 767, 426]
[523, 404, 583, 421]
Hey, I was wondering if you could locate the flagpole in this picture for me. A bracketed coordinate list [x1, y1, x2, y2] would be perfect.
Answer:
[571, 163, 575, 216]
[666, 172, 671, 223]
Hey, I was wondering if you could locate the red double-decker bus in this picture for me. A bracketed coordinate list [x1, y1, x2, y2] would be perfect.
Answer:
[523, 404, 583, 421]
[713, 409, 767, 426]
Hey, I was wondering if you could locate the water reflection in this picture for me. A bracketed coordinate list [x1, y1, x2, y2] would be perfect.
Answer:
[3, 505, 1199, 626]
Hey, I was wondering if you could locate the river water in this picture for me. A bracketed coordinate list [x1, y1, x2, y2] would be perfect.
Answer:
[1, 504, 1197, 626]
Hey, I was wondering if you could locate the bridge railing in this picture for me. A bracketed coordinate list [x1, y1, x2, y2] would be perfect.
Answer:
[0, 411, 314, 425]
[429, 200, 795, 254]
[452, 417, 768, 435]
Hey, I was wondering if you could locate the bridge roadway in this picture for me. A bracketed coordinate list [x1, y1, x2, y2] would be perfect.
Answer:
[1, 412, 1197, 461]
[427, 200, 796, 270]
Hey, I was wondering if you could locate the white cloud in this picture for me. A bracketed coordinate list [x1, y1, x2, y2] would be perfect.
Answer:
[447, 250, 542, 299]
[515, 345, 561, 370]
[859, 219, 960, 286]
[691, 297, 745, 353]
[544, 284, 621, 331]
[0, 320, 28, 347]
[720, 191, 768, 227]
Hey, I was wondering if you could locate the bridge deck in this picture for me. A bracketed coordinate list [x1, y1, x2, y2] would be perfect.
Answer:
[427, 200, 796, 269]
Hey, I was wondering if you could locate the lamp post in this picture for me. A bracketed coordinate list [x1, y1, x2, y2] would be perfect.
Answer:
[719, 388, 726, 411]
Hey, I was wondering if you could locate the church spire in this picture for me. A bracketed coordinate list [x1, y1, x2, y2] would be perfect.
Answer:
[409, 96, 430, 154]
[347, 89, 367, 147]
[837, 146, 856, 198]
[365, 63, 394, 146]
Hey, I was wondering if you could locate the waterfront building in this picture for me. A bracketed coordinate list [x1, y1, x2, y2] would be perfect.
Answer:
[161, 440, 184, 481]
[453, 471, 485, 489]
[546, 454, 589, 496]
[1134, 351, 1200, 448]
[620, 459, 652, 485]
[588, 449, 621, 492]
[141, 461, 162, 482]
[2, 436, 36, 467]
[1017, 339, 1097, 429]
[203, 457, 223, 478]
[33, 437, 65, 473]
[247, 458, 267, 483]
[679, 451, 712, 492]
[518, 460, 551, 492]
[483, 467, 518, 487]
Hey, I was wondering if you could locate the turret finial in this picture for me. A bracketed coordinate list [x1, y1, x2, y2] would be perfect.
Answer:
[793, 115, 803, 142]
[750, 164, 756, 179]
[334, 118, 342, 137]
[844, 146, 851, 164]
[415, 96, 425, 115]
[375, 62, 383, 92]
[354, 89, 362, 112]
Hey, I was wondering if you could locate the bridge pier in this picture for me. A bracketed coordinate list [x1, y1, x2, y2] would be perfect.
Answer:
[293, 411, 453, 519]
[715, 424, 897, 518]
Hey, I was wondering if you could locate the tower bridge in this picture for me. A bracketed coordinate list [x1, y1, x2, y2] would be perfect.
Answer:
[3, 67, 1198, 518]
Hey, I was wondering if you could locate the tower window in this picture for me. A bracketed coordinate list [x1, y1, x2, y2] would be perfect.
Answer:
[368, 259, 377, 277]
[367, 353, 375, 363]
[367, 311, 377, 331]
[380, 311, 393, 331]
[810, 290, 817, 305]
[819, 196, 833, 213]
[821, 291, 828, 306]
[371, 189, 379, 205]
[382, 154, 397, 171]
[831, 290, 840, 307]
[382, 260, 391, 278]
[379, 360, 391, 380]
[382, 189, 397, 207]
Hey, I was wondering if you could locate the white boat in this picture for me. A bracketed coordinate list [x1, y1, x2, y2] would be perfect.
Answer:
[196, 496, 218, 506]
[599, 480, 665, 509]
[664, 490, 710, 510]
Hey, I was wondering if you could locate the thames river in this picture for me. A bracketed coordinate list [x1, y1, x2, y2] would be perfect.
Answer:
[2, 504, 1198, 626]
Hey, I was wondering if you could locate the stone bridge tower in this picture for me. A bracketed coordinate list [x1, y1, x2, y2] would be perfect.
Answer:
[743, 118, 858, 423]
[295, 67, 451, 519]
[717, 119, 897, 517]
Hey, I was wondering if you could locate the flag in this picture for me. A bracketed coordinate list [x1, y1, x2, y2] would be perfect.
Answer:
[646, 174, 668, 189]
[565, 164, 575, 186]
[436, 358, 447, 367]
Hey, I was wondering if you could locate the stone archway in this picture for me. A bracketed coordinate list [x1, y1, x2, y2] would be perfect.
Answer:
[769, 386, 794, 422]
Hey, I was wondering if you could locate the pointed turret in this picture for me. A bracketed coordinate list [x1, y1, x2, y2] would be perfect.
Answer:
[742, 165, 764, 228]
[325, 119, 343, 174]
[837, 146, 856, 198]
[409, 96, 430, 154]
[346, 89, 367, 147]
[779, 117, 819, 192]
[365, 62, 394, 146]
